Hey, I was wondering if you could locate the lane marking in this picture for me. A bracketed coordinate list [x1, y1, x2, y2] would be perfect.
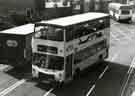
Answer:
[110, 32, 127, 44]
[120, 57, 135, 96]
[43, 88, 54, 96]
[127, 58, 135, 74]
[0, 79, 26, 96]
[110, 20, 120, 27]
[119, 31, 133, 41]
[99, 51, 120, 79]
[0, 65, 12, 72]
[111, 27, 134, 44]
[131, 90, 135, 96]
[111, 51, 120, 61]
[86, 85, 95, 96]
[98, 65, 109, 79]
[110, 33, 121, 42]
[86, 52, 120, 96]
[116, 26, 134, 41]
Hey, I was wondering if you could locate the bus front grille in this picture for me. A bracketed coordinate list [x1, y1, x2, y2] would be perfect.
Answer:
[39, 72, 55, 81]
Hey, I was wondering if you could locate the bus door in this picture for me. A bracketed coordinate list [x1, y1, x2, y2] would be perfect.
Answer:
[65, 54, 73, 81]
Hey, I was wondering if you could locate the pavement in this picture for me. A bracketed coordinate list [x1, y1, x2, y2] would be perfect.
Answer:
[109, 20, 135, 96]
[122, 69, 135, 96]
[0, 64, 12, 72]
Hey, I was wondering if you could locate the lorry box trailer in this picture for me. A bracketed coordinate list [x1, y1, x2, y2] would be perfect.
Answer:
[0, 23, 34, 67]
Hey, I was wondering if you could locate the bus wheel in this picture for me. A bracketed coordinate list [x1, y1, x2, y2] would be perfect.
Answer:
[99, 55, 104, 63]
[52, 81, 64, 88]
[73, 69, 80, 80]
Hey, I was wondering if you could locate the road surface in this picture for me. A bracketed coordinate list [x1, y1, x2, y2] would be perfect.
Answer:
[0, 19, 135, 96]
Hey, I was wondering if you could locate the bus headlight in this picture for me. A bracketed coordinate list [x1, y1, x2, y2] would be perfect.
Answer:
[55, 72, 64, 81]
[32, 68, 39, 78]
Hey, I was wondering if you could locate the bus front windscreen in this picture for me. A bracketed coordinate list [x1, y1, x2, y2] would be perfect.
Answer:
[121, 10, 130, 14]
[120, 6, 131, 14]
[34, 25, 64, 41]
[33, 54, 64, 70]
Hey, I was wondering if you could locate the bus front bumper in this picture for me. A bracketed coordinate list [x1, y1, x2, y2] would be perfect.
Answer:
[119, 16, 132, 20]
[32, 65, 64, 83]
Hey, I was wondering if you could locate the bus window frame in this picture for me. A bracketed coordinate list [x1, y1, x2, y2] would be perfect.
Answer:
[65, 17, 109, 42]
[34, 23, 65, 41]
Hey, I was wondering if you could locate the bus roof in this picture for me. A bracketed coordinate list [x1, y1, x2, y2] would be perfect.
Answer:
[1, 24, 34, 35]
[38, 12, 109, 27]
[109, 3, 131, 9]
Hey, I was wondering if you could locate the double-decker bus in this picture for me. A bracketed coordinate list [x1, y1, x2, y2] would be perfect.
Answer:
[32, 12, 110, 83]
[108, 3, 132, 21]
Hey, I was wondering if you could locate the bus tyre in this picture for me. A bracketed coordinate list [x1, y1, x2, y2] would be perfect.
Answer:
[73, 69, 80, 80]
[99, 55, 104, 63]
[52, 82, 63, 88]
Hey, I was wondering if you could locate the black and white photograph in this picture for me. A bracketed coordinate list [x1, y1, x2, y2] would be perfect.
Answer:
[0, 0, 135, 96]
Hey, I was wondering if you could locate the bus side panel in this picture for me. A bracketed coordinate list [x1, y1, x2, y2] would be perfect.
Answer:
[76, 50, 106, 71]
[0, 33, 25, 61]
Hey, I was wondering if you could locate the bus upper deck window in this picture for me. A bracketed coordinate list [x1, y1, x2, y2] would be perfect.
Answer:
[66, 27, 74, 42]
[35, 26, 48, 39]
[47, 27, 63, 41]
[121, 10, 130, 14]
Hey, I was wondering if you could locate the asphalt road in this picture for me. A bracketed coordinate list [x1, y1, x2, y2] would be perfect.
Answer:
[0, 19, 135, 96]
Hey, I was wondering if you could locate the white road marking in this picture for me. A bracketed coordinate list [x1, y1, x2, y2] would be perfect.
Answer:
[119, 30, 134, 41]
[127, 58, 135, 74]
[0, 65, 13, 72]
[86, 52, 120, 96]
[120, 57, 135, 96]
[110, 32, 128, 45]
[111, 51, 120, 61]
[43, 88, 54, 96]
[98, 65, 109, 79]
[110, 33, 121, 42]
[86, 85, 95, 96]
[0, 79, 26, 96]
[110, 23, 115, 27]
[131, 90, 135, 96]
[128, 30, 135, 36]
[114, 25, 134, 41]
[110, 20, 120, 27]
[99, 51, 120, 79]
